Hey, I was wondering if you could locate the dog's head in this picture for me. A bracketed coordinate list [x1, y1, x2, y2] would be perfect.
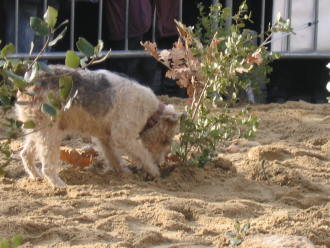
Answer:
[141, 104, 181, 164]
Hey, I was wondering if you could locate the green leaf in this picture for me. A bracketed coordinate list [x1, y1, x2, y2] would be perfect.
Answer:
[80, 57, 88, 67]
[1, 43, 16, 58]
[0, 148, 11, 159]
[16, 101, 30, 105]
[48, 26, 67, 47]
[11, 235, 23, 248]
[0, 59, 5, 67]
[30, 17, 49, 36]
[0, 168, 6, 177]
[234, 220, 241, 233]
[38, 61, 54, 73]
[0, 96, 12, 106]
[47, 92, 61, 109]
[94, 40, 104, 55]
[55, 19, 69, 31]
[59, 76, 73, 100]
[41, 103, 57, 116]
[23, 120, 36, 129]
[25, 63, 39, 82]
[230, 238, 243, 246]
[65, 50, 80, 68]
[0, 239, 9, 248]
[241, 223, 250, 233]
[5, 71, 27, 90]
[43, 6, 58, 29]
[76, 37, 94, 57]
[29, 41, 35, 55]
[225, 231, 237, 237]
[222, 8, 232, 19]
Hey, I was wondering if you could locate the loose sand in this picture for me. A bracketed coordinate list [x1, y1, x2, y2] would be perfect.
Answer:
[0, 99, 329, 247]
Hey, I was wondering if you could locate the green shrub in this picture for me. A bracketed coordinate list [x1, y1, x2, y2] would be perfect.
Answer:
[143, 1, 291, 166]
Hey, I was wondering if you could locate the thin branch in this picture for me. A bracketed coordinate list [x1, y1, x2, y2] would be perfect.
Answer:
[0, 125, 48, 142]
[89, 50, 112, 65]
[27, 36, 50, 71]
[191, 82, 208, 120]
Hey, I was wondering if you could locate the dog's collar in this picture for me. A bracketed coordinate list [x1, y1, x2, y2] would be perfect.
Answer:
[141, 103, 165, 133]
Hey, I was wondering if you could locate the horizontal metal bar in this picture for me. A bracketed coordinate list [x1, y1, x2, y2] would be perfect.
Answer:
[7, 50, 151, 60]
[274, 52, 330, 59]
[7, 50, 330, 60]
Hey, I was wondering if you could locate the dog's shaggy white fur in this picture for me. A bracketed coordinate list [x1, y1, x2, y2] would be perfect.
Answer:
[16, 65, 181, 187]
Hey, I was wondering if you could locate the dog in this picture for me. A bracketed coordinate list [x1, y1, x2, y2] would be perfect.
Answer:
[15, 65, 181, 187]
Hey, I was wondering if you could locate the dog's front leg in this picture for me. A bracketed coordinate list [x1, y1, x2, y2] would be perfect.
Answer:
[93, 136, 124, 174]
[35, 130, 66, 187]
[112, 135, 160, 178]
[20, 135, 43, 178]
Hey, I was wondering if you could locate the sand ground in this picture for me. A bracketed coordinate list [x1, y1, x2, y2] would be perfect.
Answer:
[0, 99, 329, 247]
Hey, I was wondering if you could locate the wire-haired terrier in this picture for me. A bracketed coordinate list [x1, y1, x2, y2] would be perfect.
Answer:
[16, 65, 181, 187]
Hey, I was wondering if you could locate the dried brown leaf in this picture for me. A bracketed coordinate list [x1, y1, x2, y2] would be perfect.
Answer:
[177, 78, 189, 88]
[186, 85, 195, 97]
[175, 39, 184, 49]
[174, 20, 193, 45]
[140, 41, 160, 60]
[165, 69, 178, 80]
[235, 64, 254, 74]
[60, 147, 98, 169]
[247, 48, 263, 65]
[171, 48, 186, 63]
[159, 49, 171, 67]
[210, 35, 226, 49]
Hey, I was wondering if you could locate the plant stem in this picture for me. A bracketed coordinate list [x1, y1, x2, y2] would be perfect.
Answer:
[0, 125, 48, 141]
[27, 36, 50, 71]
[192, 82, 208, 120]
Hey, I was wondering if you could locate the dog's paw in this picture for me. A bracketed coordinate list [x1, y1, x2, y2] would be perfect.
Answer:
[121, 167, 133, 174]
[47, 176, 67, 188]
[147, 166, 161, 178]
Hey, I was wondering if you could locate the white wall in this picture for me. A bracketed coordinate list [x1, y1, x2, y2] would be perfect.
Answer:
[271, 0, 330, 52]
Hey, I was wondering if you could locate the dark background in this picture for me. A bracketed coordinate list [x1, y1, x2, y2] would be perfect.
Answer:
[0, 0, 328, 103]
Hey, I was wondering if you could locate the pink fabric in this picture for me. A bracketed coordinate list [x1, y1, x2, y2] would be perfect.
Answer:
[155, 0, 180, 38]
[105, 0, 179, 40]
[105, 0, 152, 40]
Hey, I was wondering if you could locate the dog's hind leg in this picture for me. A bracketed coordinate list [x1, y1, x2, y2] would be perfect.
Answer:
[20, 135, 42, 178]
[35, 129, 66, 187]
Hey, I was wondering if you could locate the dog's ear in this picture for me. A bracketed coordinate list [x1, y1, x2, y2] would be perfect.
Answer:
[161, 104, 182, 122]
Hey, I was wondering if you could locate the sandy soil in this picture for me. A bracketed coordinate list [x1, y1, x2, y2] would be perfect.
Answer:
[0, 100, 329, 248]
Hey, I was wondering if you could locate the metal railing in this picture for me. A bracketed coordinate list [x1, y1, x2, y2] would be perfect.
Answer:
[6, 0, 330, 60]
[8, 0, 184, 60]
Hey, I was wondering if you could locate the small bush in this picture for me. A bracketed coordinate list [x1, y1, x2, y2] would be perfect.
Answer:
[143, 1, 291, 167]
